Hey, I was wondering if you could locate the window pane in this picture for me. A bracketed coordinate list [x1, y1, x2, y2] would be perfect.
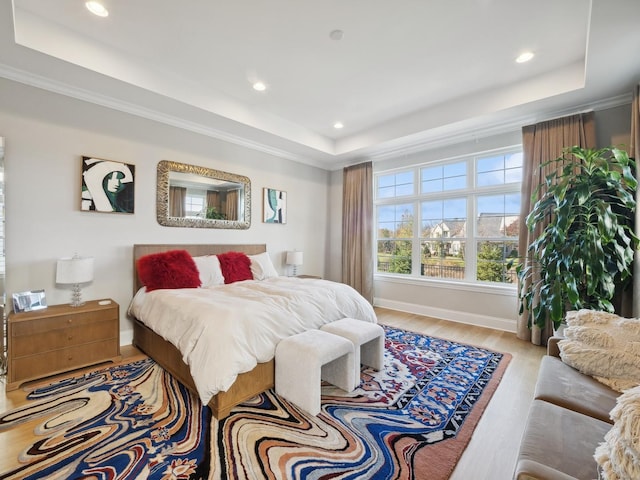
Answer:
[421, 200, 441, 221]
[378, 222, 394, 238]
[505, 167, 522, 183]
[421, 162, 466, 193]
[477, 155, 503, 173]
[477, 194, 520, 238]
[378, 204, 395, 220]
[378, 175, 395, 188]
[396, 171, 414, 184]
[422, 179, 441, 193]
[395, 183, 414, 196]
[422, 165, 442, 181]
[505, 152, 523, 168]
[444, 162, 466, 177]
[443, 198, 466, 219]
[377, 203, 414, 238]
[421, 240, 466, 279]
[421, 199, 466, 237]
[443, 176, 466, 190]
[476, 153, 523, 186]
[504, 152, 523, 184]
[377, 240, 412, 274]
[476, 241, 519, 283]
[378, 186, 395, 199]
[377, 171, 414, 198]
[477, 171, 497, 187]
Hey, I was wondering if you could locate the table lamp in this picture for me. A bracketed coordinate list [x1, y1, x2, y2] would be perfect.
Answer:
[286, 251, 303, 276]
[56, 255, 94, 307]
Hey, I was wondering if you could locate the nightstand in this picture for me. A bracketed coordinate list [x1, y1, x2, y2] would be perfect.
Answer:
[7, 299, 121, 390]
[296, 275, 321, 279]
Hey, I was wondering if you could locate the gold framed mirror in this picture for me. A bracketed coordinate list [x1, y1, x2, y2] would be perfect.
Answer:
[156, 160, 251, 229]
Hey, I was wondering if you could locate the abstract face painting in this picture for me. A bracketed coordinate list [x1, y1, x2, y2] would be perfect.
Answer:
[263, 188, 286, 224]
[81, 156, 135, 213]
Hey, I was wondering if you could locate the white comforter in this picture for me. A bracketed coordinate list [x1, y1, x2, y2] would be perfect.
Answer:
[128, 276, 377, 405]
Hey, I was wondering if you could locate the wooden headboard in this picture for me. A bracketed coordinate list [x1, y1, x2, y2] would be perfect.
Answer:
[133, 244, 267, 293]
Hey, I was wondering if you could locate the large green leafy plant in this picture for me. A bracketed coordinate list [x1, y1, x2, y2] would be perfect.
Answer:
[518, 146, 638, 330]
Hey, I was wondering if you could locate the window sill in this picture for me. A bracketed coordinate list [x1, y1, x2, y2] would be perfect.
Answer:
[374, 273, 517, 297]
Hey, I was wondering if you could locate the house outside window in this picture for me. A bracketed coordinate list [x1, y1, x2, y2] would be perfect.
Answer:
[375, 147, 522, 285]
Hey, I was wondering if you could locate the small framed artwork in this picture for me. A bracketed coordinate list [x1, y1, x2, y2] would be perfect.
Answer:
[263, 188, 287, 224]
[81, 156, 135, 213]
[13, 289, 47, 313]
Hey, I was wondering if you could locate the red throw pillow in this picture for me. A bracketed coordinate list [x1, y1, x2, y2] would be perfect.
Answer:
[137, 250, 201, 291]
[218, 251, 253, 284]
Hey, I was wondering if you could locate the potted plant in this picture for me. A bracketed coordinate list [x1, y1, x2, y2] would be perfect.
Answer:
[205, 206, 227, 220]
[517, 146, 638, 331]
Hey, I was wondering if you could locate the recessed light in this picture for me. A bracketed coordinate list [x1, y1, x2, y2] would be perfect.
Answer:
[253, 82, 266, 92]
[86, 1, 109, 17]
[334, 122, 344, 129]
[516, 51, 534, 63]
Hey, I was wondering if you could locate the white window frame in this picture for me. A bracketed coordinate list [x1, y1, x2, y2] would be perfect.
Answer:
[374, 145, 522, 288]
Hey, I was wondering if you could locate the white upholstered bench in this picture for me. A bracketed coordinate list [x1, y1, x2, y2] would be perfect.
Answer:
[275, 329, 356, 416]
[320, 318, 385, 388]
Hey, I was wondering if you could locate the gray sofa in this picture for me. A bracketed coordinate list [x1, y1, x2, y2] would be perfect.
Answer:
[513, 337, 619, 480]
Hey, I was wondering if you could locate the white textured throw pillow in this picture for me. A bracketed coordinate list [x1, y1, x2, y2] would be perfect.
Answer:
[559, 310, 640, 392]
[595, 385, 640, 480]
[249, 252, 279, 281]
[192, 255, 225, 287]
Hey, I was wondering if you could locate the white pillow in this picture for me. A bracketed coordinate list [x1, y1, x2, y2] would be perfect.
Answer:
[595, 385, 640, 480]
[559, 310, 640, 392]
[192, 255, 225, 287]
[249, 252, 279, 280]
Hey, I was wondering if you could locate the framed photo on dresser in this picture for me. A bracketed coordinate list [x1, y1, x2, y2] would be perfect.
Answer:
[12, 289, 47, 313]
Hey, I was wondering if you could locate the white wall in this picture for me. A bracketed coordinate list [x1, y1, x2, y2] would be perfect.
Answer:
[0, 77, 330, 345]
[328, 105, 633, 333]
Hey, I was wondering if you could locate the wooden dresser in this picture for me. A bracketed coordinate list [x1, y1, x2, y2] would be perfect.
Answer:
[6, 299, 121, 390]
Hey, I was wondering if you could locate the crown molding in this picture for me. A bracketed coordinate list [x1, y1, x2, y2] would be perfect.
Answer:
[0, 61, 632, 173]
[358, 93, 632, 165]
[0, 62, 334, 169]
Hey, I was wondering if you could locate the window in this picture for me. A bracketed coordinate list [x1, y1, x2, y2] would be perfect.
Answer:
[421, 198, 467, 280]
[375, 148, 522, 285]
[185, 191, 206, 218]
[377, 171, 414, 198]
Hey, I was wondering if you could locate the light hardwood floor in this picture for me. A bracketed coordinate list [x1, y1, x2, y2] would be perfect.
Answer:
[0, 307, 546, 479]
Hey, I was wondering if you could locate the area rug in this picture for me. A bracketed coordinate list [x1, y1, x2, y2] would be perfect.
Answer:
[0, 326, 510, 480]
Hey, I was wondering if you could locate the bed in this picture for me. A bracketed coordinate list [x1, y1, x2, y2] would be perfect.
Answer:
[129, 244, 377, 419]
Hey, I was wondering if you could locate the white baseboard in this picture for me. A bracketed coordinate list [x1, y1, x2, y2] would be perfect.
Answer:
[374, 297, 516, 333]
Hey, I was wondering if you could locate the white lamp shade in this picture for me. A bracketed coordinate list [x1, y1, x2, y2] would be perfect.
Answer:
[56, 256, 94, 284]
[286, 251, 303, 266]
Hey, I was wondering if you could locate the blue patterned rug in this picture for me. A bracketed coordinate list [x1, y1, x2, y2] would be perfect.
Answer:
[0, 326, 509, 479]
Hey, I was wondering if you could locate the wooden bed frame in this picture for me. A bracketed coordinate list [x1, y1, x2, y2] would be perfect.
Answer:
[131, 244, 274, 419]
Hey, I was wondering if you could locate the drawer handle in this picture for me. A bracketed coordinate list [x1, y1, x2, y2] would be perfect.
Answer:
[68, 335, 73, 340]
[67, 319, 73, 324]
[68, 356, 73, 361]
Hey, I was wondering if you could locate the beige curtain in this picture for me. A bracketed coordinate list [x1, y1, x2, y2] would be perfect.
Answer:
[226, 190, 239, 221]
[169, 186, 186, 217]
[206, 190, 221, 216]
[632, 84, 640, 317]
[517, 112, 596, 345]
[342, 161, 373, 303]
